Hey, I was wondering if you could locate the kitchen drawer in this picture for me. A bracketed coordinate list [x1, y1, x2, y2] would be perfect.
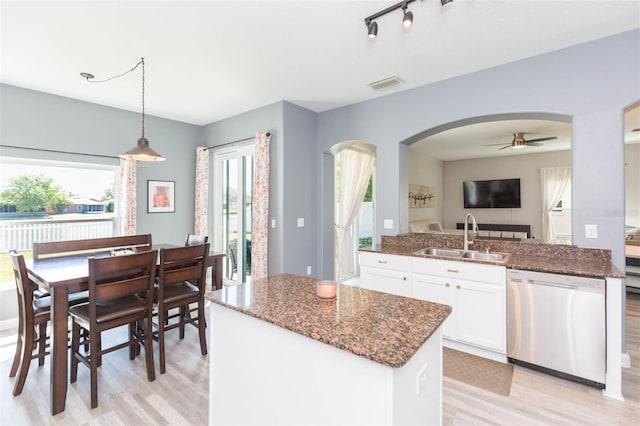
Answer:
[359, 252, 411, 271]
[411, 257, 505, 284]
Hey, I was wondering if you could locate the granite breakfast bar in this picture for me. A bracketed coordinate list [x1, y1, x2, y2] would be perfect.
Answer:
[206, 273, 452, 426]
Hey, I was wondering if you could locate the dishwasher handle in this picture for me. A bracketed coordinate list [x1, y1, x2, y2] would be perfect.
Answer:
[511, 277, 577, 290]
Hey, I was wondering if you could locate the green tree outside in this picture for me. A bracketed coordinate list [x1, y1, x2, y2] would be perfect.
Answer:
[0, 174, 72, 212]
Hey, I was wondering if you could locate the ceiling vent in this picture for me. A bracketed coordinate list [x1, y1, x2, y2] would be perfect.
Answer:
[368, 75, 404, 91]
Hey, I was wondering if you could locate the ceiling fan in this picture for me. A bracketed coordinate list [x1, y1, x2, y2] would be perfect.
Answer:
[485, 132, 558, 150]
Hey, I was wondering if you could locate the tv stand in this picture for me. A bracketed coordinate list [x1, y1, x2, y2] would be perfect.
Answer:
[455, 223, 531, 239]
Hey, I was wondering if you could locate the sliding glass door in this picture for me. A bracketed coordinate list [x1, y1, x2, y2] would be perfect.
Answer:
[213, 145, 254, 284]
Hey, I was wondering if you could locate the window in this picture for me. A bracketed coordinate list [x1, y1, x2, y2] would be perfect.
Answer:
[0, 157, 118, 285]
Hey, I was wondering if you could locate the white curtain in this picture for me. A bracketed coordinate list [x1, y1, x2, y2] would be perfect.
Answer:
[118, 158, 136, 236]
[334, 144, 376, 281]
[194, 147, 209, 236]
[541, 166, 571, 240]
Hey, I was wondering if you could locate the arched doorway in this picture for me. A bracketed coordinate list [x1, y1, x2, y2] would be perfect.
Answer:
[329, 141, 376, 282]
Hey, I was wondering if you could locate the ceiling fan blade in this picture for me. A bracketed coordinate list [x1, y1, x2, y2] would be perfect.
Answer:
[485, 143, 510, 146]
[498, 145, 511, 150]
[525, 136, 558, 143]
[633, 128, 640, 132]
[526, 142, 543, 146]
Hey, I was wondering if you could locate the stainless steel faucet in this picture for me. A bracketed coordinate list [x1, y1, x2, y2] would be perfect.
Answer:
[463, 213, 479, 251]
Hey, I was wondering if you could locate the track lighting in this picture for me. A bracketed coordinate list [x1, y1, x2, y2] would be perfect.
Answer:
[368, 21, 378, 38]
[402, 6, 413, 28]
[364, 0, 453, 38]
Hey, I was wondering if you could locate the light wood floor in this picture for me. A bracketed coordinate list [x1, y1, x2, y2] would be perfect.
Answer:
[1, 293, 639, 425]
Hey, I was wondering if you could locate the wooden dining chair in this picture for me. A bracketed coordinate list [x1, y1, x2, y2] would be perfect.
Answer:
[8, 251, 51, 397]
[69, 250, 157, 409]
[185, 234, 208, 246]
[8, 250, 90, 397]
[155, 243, 209, 374]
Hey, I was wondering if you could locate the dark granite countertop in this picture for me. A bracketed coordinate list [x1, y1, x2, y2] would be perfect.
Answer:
[363, 235, 625, 279]
[206, 273, 452, 368]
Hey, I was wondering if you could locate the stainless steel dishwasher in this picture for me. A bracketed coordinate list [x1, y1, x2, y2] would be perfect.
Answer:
[506, 269, 605, 388]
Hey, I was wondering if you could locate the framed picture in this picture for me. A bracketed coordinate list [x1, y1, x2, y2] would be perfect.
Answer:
[409, 184, 435, 208]
[147, 180, 175, 213]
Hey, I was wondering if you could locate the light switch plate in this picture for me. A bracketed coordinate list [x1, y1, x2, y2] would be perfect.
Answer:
[585, 224, 598, 239]
[297, 217, 304, 227]
[271, 219, 276, 228]
[383, 219, 393, 229]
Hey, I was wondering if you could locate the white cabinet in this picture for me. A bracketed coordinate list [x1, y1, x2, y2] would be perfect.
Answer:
[411, 257, 506, 354]
[411, 273, 455, 339]
[455, 279, 505, 352]
[359, 252, 411, 297]
[359, 252, 506, 356]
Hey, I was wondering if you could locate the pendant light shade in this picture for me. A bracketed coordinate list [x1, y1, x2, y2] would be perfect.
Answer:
[119, 137, 165, 162]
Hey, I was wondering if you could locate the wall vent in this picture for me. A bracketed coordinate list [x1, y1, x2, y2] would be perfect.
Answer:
[368, 75, 404, 90]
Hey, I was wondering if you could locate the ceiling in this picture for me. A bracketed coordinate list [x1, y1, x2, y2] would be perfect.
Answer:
[1, 1, 639, 128]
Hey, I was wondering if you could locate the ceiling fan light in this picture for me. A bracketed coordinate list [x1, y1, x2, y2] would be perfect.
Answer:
[441, 0, 454, 7]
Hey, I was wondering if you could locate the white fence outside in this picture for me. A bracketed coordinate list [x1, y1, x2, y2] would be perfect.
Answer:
[0, 216, 116, 251]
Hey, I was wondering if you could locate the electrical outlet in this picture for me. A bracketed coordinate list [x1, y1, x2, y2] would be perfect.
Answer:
[383, 219, 393, 229]
[585, 224, 598, 239]
[306, 266, 311, 275]
[416, 363, 428, 395]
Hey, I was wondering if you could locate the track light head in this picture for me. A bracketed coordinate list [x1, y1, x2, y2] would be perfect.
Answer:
[368, 21, 378, 38]
[441, 0, 453, 6]
[402, 8, 413, 28]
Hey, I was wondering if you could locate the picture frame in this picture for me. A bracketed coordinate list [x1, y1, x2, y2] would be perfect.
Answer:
[147, 180, 175, 213]
[409, 184, 435, 208]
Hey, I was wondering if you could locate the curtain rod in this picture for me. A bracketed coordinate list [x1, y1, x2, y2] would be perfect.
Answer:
[0, 144, 120, 160]
[203, 132, 271, 151]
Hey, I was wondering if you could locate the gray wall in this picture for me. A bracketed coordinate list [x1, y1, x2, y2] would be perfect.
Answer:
[201, 101, 319, 277]
[0, 84, 202, 245]
[318, 29, 640, 277]
[281, 102, 318, 276]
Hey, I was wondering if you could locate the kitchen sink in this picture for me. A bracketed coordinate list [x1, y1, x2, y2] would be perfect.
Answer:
[413, 247, 465, 258]
[460, 251, 509, 262]
[413, 247, 509, 263]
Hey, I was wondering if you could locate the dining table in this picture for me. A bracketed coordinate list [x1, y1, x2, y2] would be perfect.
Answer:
[24, 243, 225, 415]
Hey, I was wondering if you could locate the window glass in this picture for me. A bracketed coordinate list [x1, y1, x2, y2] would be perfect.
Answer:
[0, 158, 118, 285]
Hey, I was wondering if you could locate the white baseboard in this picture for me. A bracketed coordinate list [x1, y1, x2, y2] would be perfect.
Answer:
[621, 351, 631, 369]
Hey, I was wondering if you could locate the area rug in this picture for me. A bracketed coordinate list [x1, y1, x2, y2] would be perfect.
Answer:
[443, 347, 514, 396]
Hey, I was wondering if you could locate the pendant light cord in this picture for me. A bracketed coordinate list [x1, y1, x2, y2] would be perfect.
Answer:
[82, 58, 146, 138]
[141, 58, 145, 138]
[83, 58, 143, 83]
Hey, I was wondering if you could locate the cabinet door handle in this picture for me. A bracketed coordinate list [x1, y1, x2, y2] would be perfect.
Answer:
[445, 283, 450, 287]
[403, 276, 407, 281]
[456, 284, 461, 289]
[447, 269, 459, 273]
[377, 260, 388, 264]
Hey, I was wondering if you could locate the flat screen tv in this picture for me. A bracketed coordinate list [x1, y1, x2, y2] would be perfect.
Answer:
[463, 178, 521, 208]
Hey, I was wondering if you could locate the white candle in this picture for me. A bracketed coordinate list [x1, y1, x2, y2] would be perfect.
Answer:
[316, 280, 337, 299]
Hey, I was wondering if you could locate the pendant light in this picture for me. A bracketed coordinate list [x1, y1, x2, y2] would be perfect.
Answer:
[118, 58, 165, 165]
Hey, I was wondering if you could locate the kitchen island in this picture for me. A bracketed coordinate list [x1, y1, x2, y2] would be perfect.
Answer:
[206, 273, 452, 425]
